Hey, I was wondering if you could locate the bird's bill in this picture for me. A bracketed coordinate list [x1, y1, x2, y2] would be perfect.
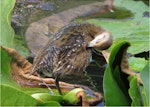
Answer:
[88, 34, 104, 47]
[87, 32, 112, 50]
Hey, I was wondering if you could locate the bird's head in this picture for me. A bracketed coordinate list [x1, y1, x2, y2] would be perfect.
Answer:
[88, 31, 112, 50]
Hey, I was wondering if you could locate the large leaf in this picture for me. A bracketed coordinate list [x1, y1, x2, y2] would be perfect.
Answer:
[140, 62, 149, 106]
[128, 57, 148, 72]
[1, 84, 40, 106]
[0, 85, 62, 106]
[1, 0, 15, 48]
[88, 0, 149, 73]
[0, 0, 17, 86]
[1, 84, 63, 106]
[88, 0, 149, 54]
[103, 41, 131, 106]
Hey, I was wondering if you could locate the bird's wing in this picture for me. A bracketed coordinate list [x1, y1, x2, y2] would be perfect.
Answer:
[52, 31, 92, 77]
[31, 44, 60, 77]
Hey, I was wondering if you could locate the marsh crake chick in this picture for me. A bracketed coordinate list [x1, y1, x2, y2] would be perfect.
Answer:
[31, 22, 112, 94]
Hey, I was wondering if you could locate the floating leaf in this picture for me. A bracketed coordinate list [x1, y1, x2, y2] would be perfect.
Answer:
[128, 57, 148, 72]
[88, 0, 149, 54]
[103, 41, 132, 106]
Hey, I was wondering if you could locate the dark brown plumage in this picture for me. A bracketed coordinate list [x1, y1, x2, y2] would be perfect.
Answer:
[31, 22, 112, 94]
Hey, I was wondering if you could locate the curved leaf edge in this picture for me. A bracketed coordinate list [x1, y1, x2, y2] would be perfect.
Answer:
[103, 41, 132, 106]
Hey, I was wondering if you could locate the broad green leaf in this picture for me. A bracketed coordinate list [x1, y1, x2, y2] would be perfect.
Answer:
[0, 0, 17, 86]
[1, 84, 61, 106]
[104, 67, 130, 106]
[0, 0, 21, 91]
[103, 41, 131, 106]
[140, 62, 149, 106]
[128, 57, 148, 72]
[128, 75, 142, 106]
[88, 0, 149, 73]
[88, 20, 149, 54]
[1, 84, 40, 106]
[1, 0, 15, 48]
[88, 0, 149, 54]
[115, 0, 148, 22]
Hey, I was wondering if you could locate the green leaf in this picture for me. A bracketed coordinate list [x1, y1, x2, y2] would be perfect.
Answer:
[89, 20, 149, 54]
[1, 49, 19, 87]
[140, 62, 149, 106]
[63, 88, 84, 105]
[128, 75, 142, 106]
[42, 101, 61, 106]
[128, 57, 148, 72]
[114, 0, 148, 22]
[1, 0, 15, 48]
[0, 0, 17, 86]
[1, 85, 62, 106]
[88, 0, 149, 54]
[31, 93, 63, 103]
[1, 84, 40, 106]
[103, 41, 131, 106]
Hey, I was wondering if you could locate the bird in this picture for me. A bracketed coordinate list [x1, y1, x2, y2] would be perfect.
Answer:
[30, 22, 112, 95]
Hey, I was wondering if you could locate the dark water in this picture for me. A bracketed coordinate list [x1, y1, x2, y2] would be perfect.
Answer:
[59, 50, 107, 93]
